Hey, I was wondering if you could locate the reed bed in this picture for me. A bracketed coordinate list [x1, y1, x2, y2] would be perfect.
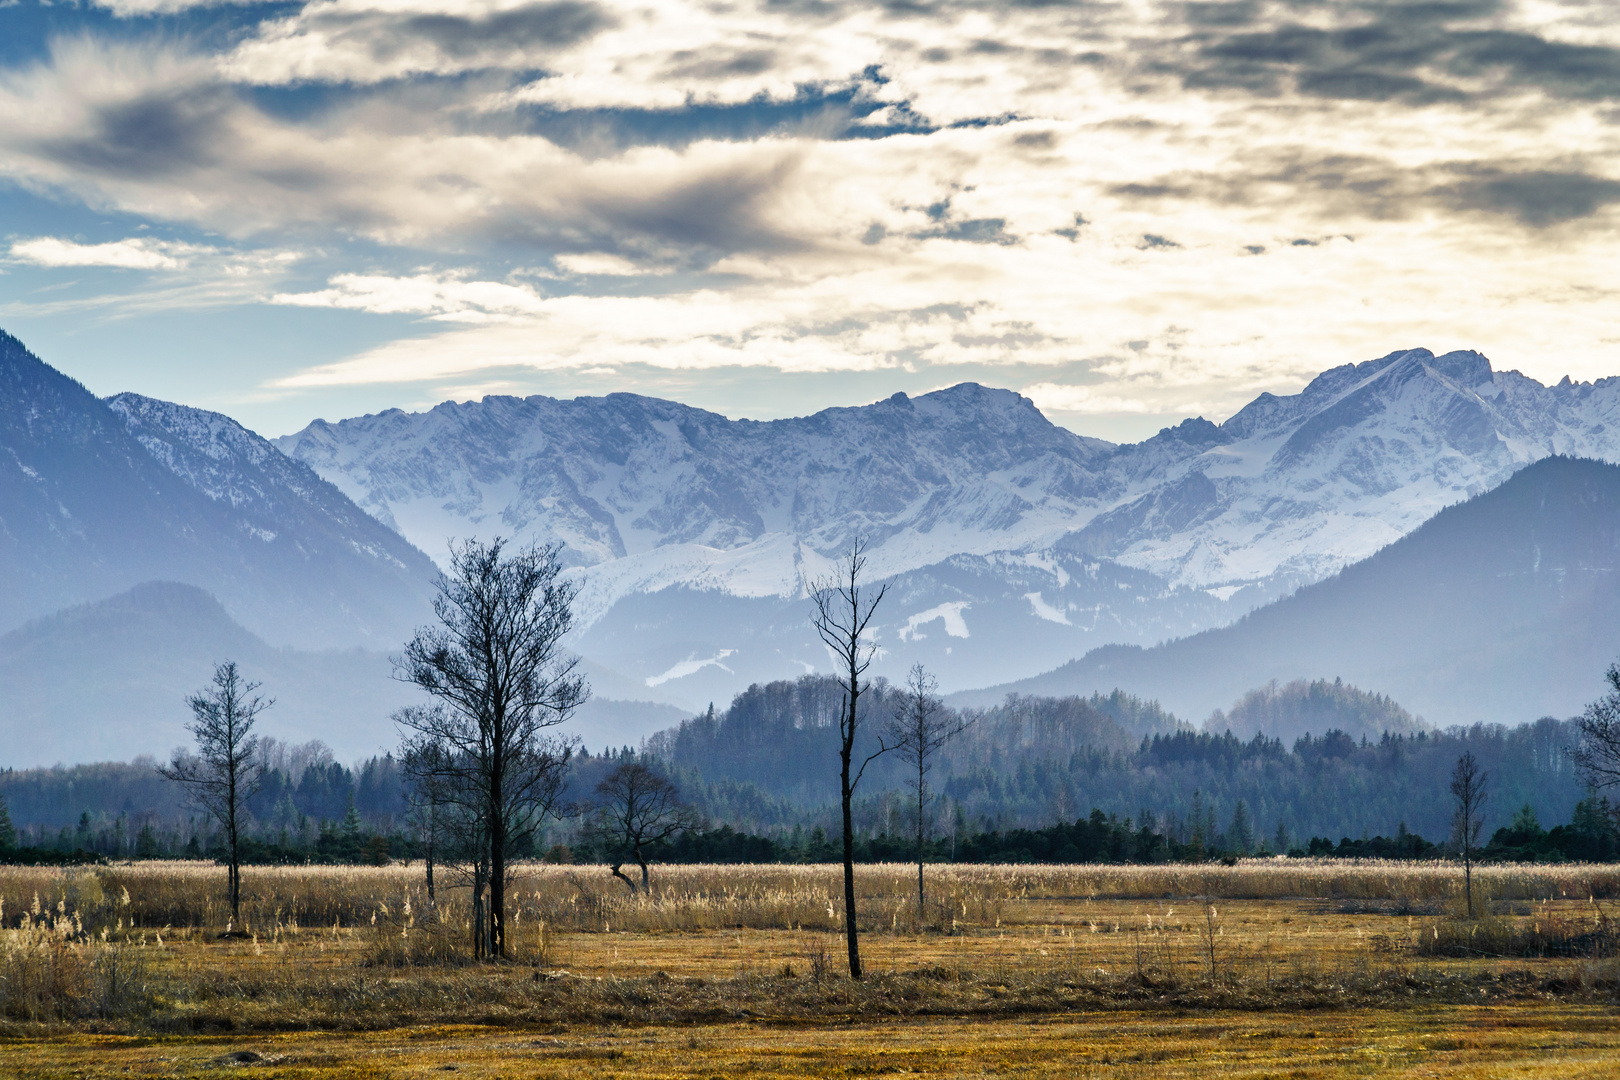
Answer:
[6, 859, 1620, 1029]
[3, 860, 1618, 937]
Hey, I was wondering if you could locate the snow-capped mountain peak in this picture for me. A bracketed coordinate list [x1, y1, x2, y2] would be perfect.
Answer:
[273, 350, 1620, 699]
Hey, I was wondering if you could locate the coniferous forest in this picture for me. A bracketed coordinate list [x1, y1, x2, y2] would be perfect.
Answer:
[1, 673, 1604, 868]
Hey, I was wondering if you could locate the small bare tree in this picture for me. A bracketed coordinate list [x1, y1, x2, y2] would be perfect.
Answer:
[885, 664, 968, 927]
[588, 760, 699, 893]
[1575, 662, 1620, 796]
[811, 538, 891, 980]
[401, 725, 497, 952]
[400, 733, 457, 919]
[396, 538, 587, 960]
[1449, 752, 1488, 917]
[158, 661, 271, 929]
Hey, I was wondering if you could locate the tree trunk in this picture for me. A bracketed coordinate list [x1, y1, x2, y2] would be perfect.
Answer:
[841, 732, 862, 980]
[610, 862, 638, 893]
[637, 849, 650, 893]
[227, 769, 240, 927]
[490, 745, 507, 959]
[472, 864, 487, 960]
[916, 762, 926, 928]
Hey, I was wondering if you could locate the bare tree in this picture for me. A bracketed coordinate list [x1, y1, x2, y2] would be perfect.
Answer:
[158, 661, 271, 929]
[1449, 752, 1488, 917]
[395, 539, 587, 960]
[885, 664, 968, 927]
[1575, 662, 1620, 795]
[811, 538, 892, 979]
[588, 760, 699, 893]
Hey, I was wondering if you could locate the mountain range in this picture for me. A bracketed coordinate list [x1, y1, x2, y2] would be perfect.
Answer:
[6, 326, 1620, 763]
[278, 346, 1620, 705]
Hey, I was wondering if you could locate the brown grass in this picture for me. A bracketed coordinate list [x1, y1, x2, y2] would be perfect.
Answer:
[4, 859, 1620, 1034]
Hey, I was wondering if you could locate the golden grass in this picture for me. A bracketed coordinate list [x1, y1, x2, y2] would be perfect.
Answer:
[4, 859, 1620, 1040]
[2, 1004, 1618, 1078]
[5, 858, 1618, 939]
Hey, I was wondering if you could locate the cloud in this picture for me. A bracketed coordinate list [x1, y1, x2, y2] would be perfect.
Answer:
[226, 0, 618, 85]
[273, 272, 549, 320]
[553, 252, 658, 275]
[91, 0, 263, 15]
[1169, 1, 1620, 107]
[4, 0, 1620, 432]
[1434, 167, 1620, 227]
[7, 236, 203, 269]
[1023, 381, 1169, 414]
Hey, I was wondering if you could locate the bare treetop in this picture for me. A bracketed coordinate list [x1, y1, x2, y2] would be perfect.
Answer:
[812, 540, 886, 710]
[1575, 662, 1620, 793]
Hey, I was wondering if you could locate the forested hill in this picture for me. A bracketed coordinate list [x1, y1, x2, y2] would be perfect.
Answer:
[645, 675, 1583, 845]
[644, 676, 1185, 809]
[1211, 678, 1427, 744]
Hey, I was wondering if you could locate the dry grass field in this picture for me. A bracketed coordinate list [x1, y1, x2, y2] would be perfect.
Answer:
[3, 860, 1619, 1077]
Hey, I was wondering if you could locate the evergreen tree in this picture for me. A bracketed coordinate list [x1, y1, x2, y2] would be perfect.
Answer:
[0, 794, 15, 850]
[1229, 799, 1254, 854]
[341, 795, 364, 855]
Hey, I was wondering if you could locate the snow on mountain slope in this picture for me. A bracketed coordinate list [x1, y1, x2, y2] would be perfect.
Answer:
[1074, 349, 1620, 591]
[277, 384, 1123, 604]
[275, 348, 1620, 696]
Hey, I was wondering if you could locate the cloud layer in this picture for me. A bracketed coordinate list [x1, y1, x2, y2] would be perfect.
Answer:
[3, 0, 1618, 431]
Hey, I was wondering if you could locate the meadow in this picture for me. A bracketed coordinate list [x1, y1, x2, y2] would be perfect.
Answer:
[2, 859, 1619, 1077]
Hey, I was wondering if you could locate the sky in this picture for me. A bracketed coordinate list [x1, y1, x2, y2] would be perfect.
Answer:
[0, 0, 1617, 441]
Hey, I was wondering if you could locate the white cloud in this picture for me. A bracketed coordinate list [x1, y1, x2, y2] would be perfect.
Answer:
[1023, 382, 1169, 416]
[92, 0, 258, 14]
[8, 236, 202, 270]
[273, 272, 549, 320]
[553, 253, 659, 276]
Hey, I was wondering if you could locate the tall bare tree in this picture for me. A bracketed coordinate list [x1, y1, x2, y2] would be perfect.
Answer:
[1574, 662, 1620, 795]
[588, 760, 699, 893]
[1449, 752, 1488, 917]
[811, 538, 891, 979]
[885, 664, 968, 926]
[396, 539, 587, 960]
[158, 661, 271, 928]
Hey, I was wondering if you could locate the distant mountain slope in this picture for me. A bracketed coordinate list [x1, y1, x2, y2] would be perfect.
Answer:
[0, 581, 414, 765]
[278, 348, 1620, 699]
[0, 580, 695, 766]
[955, 456, 1620, 727]
[0, 331, 438, 647]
